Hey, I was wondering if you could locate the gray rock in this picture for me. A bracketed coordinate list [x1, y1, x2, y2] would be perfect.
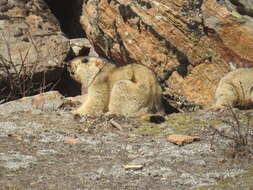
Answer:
[70, 38, 98, 57]
[36, 149, 58, 155]
[0, 122, 17, 136]
[0, 91, 64, 115]
[0, 152, 37, 171]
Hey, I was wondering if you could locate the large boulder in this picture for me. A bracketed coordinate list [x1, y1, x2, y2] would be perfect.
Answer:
[0, 0, 70, 101]
[80, 0, 253, 107]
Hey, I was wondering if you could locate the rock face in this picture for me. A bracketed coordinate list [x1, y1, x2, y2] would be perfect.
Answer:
[80, 0, 253, 106]
[0, 91, 65, 116]
[0, 0, 70, 101]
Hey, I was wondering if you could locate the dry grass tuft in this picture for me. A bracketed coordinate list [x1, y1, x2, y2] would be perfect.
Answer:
[0, 32, 57, 103]
[209, 106, 253, 159]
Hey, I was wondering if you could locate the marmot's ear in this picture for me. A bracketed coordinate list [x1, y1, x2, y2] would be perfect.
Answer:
[94, 60, 104, 69]
[81, 58, 89, 64]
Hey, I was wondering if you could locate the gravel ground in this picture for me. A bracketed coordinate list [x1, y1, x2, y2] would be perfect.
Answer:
[0, 94, 253, 190]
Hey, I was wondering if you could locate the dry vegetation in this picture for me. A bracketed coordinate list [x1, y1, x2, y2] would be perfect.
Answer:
[0, 32, 57, 103]
[209, 106, 253, 159]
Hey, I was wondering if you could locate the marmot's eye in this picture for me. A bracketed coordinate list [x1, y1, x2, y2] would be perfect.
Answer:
[81, 58, 89, 64]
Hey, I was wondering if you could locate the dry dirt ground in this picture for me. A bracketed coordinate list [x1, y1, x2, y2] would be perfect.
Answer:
[0, 93, 253, 190]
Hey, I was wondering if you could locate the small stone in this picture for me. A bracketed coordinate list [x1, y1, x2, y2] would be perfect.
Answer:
[167, 134, 200, 145]
[64, 137, 81, 145]
[122, 164, 144, 170]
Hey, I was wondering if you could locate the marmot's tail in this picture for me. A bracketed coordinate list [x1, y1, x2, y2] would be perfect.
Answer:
[150, 81, 164, 114]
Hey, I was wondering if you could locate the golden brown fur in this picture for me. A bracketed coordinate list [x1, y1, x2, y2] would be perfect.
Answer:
[68, 56, 163, 117]
[211, 68, 253, 110]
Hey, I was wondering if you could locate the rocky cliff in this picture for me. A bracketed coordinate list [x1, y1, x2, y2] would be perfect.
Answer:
[80, 0, 253, 106]
[1, 0, 253, 108]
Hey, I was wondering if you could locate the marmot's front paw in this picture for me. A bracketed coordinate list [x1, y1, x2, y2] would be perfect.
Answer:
[71, 108, 88, 116]
[71, 109, 81, 116]
[208, 105, 228, 112]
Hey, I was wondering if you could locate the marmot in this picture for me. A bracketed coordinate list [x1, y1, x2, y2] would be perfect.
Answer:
[67, 56, 164, 117]
[211, 68, 253, 110]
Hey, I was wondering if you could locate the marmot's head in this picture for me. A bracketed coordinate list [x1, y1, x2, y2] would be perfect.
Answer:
[68, 56, 105, 87]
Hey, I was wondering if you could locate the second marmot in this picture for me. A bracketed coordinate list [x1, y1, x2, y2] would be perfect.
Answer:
[212, 68, 253, 110]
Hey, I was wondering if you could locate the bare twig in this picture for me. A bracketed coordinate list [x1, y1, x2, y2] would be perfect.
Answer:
[110, 119, 123, 131]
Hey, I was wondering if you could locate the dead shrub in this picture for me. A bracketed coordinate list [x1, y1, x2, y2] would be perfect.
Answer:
[209, 106, 253, 159]
[0, 32, 57, 103]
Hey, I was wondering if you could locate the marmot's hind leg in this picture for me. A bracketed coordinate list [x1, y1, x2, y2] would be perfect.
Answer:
[72, 98, 104, 115]
[109, 80, 150, 117]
